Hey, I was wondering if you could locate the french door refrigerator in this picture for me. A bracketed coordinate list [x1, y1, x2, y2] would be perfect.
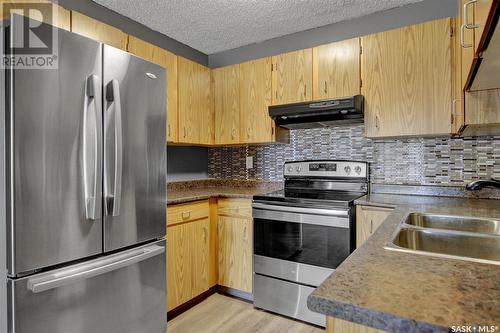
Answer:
[0, 15, 167, 333]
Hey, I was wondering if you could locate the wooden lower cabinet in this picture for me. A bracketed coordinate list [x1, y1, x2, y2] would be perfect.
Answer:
[217, 215, 252, 293]
[167, 221, 193, 310]
[166, 201, 210, 311]
[166, 198, 252, 311]
[356, 205, 393, 248]
[217, 198, 253, 293]
[327, 317, 387, 333]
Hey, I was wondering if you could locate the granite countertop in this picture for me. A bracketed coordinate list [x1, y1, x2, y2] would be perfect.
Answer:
[167, 179, 282, 204]
[308, 194, 500, 332]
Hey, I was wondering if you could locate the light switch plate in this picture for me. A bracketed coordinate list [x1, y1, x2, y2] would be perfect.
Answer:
[246, 156, 253, 169]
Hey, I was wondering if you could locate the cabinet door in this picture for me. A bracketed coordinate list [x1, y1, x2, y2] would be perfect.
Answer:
[460, 0, 476, 89]
[178, 57, 213, 144]
[71, 11, 128, 50]
[166, 222, 192, 311]
[362, 18, 453, 137]
[473, 0, 494, 54]
[127, 36, 178, 143]
[240, 57, 274, 143]
[356, 205, 393, 248]
[213, 65, 240, 144]
[272, 49, 312, 105]
[327, 317, 386, 333]
[218, 216, 252, 293]
[313, 38, 360, 99]
[190, 218, 210, 298]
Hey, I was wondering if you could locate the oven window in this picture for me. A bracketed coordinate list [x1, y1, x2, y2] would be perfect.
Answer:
[254, 218, 351, 269]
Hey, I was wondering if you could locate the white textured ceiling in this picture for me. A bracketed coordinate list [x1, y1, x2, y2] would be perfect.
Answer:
[93, 0, 424, 55]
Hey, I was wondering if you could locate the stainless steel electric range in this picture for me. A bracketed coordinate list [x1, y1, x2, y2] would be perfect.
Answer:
[252, 160, 369, 327]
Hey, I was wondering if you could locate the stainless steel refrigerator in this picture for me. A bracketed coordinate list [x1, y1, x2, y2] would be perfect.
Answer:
[0, 15, 167, 333]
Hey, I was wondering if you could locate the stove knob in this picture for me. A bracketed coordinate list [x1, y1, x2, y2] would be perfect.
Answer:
[355, 166, 362, 174]
[295, 165, 302, 172]
[344, 166, 351, 174]
[287, 166, 293, 173]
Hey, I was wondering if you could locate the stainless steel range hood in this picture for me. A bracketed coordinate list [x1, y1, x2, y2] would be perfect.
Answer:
[269, 95, 364, 130]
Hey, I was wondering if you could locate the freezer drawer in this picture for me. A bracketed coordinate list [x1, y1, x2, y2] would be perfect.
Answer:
[7, 241, 166, 333]
[253, 274, 325, 327]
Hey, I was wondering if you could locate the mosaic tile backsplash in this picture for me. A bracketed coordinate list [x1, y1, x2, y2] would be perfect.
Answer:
[208, 125, 500, 186]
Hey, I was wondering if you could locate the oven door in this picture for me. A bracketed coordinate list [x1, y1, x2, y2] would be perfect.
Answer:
[253, 202, 352, 286]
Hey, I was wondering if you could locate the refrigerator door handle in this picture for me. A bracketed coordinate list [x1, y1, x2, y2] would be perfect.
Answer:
[105, 79, 123, 217]
[27, 243, 165, 293]
[83, 74, 102, 220]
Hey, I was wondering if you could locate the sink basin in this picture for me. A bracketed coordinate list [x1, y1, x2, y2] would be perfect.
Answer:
[387, 228, 500, 265]
[405, 213, 500, 236]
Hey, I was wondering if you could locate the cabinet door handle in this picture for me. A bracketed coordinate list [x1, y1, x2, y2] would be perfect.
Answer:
[203, 227, 207, 242]
[375, 115, 380, 130]
[183, 126, 187, 138]
[324, 81, 327, 94]
[464, 0, 479, 29]
[243, 226, 247, 239]
[460, 24, 473, 48]
[167, 124, 171, 137]
[370, 220, 373, 234]
[181, 211, 191, 220]
[304, 84, 307, 98]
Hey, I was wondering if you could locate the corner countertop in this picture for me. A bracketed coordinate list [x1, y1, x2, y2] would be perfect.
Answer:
[167, 179, 282, 204]
[308, 194, 500, 332]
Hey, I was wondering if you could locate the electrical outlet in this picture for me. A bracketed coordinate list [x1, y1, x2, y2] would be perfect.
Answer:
[246, 156, 253, 169]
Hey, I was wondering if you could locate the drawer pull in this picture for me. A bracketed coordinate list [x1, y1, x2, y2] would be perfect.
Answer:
[181, 211, 191, 220]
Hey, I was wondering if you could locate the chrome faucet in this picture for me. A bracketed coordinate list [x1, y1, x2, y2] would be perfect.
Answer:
[465, 178, 500, 191]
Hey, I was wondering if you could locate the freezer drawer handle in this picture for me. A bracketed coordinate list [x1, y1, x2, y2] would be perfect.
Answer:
[27, 244, 164, 294]
[83, 74, 103, 220]
[105, 79, 123, 217]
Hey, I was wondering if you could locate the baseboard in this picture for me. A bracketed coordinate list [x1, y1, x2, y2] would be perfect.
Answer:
[167, 286, 217, 321]
[216, 285, 253, 302]
[167, 285, 254, 320]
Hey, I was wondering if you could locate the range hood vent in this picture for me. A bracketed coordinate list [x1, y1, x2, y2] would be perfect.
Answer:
[269, 95, 364, 130]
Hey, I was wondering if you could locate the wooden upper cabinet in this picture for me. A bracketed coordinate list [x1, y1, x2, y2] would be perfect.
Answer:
[178, 57, 214, 145]
[460, 0, 476, 89]
[272, 49, 313, 105]
[312, 38, 361, 99]
[71, 11, 128, 50]
[127, 36, 178, 143]
[240, 57, 274, 143]
[213, 64, 240, 145]
[362, 18, 454, 137]
[473, 0, 494, 54]
[1, 1, 70, 30]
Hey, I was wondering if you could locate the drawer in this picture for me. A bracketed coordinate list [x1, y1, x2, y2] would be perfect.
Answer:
[217, 198, 252, 218]
[167, 200, 209, 226]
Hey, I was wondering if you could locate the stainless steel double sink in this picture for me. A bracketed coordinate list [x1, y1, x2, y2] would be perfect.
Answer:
[384, 213, 500, 265]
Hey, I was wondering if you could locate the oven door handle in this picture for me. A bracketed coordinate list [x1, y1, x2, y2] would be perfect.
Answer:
[252, 202, 349, 217]
[252, 203, 350, 228]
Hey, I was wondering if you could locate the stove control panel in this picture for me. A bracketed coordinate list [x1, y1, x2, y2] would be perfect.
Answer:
[284, 160, 368, 179]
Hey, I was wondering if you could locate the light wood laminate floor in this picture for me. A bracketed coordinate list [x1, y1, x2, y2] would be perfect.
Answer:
[167, 293, 324, 333]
